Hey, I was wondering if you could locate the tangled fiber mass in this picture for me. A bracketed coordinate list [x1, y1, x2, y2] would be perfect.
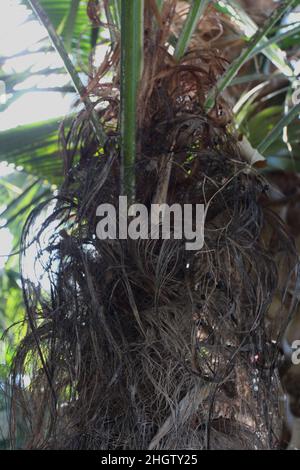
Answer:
[10, 0, 299, 449]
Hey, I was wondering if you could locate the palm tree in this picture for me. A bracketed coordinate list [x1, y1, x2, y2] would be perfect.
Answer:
[1, 0, 300, 450]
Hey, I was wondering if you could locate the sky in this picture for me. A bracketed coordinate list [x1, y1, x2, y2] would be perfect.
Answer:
[0, 0, 109, 271]
[0, 0, 74, 131]
[0, 0, 75, 267]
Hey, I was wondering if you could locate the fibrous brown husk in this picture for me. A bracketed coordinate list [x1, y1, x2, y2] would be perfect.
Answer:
[10, 1, 299, 450]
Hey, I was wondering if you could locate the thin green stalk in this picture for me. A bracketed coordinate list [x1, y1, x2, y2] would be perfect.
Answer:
[120, 0, 144, 200]
[223, 0, 294, 78]
[257, 103, 300, 154]
[111, 0, 121, 30]
[63, 0, 80, 51]
[112, 0, 121, 29]
[205, 0, 297, 111]
[250, 24, 300, 58]
[231, 73, 271, 86]
[104, 0, 117, 46]
[174, 0, 209, 61]
[29, 0, 106, 146]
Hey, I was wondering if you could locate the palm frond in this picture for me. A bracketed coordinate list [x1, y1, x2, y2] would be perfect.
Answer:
[0, 118, 68, 182]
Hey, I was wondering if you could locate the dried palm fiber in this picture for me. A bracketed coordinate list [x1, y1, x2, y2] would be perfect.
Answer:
[10, 0, 299, 450]
[261, 170, 300, 449]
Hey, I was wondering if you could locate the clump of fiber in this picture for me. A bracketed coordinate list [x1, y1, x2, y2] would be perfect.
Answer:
[10, 1, 298, 450]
